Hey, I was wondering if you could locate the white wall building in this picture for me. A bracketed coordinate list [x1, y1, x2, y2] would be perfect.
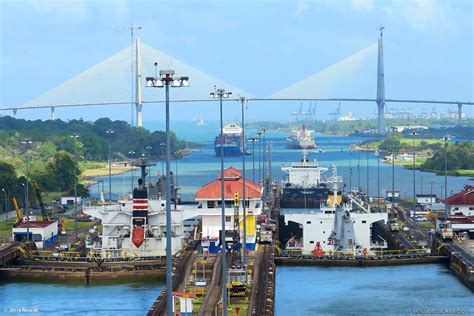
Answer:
[416, 194, 436, 205]
[195, 167, 262, 253]
[12, 220, 59, 249]
[61, 196, 82, 206]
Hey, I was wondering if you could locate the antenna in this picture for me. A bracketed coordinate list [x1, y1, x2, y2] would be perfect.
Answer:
[377, 25, 385, 37]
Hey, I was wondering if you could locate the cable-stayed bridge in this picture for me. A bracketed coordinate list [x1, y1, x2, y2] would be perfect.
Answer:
[1, 30, 472, 134]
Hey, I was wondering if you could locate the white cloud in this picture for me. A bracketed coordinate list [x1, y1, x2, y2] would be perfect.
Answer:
[294, 0, 310, 22]
[350, 0, 374, 12]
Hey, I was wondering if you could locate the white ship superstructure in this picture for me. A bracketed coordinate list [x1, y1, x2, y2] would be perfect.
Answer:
[287, 124, 316, 149]
[83, 156, 198, 258]
[282, 166, 388, 255]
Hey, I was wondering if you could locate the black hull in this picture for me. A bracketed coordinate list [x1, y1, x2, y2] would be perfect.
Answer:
[280, 187, 341, 208]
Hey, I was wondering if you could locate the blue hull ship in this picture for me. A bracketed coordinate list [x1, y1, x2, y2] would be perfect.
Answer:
[214, 123, 242, 157]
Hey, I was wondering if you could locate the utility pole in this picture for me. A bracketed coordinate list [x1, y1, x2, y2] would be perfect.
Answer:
[21, 138, 32, 241]
[71, 133, 80, 240]
[106, 129, 114, 202]
[410, 131, 417, 239]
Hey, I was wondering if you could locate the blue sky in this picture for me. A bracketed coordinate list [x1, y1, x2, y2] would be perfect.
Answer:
[0, 0, 473, 123]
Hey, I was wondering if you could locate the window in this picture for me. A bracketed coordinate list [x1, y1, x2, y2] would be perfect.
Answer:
[362, 220, 367, 224]
[207, 201, 216, 208]
[320, 221, 323, 224]
[309, 241, 314, 244]
[469, 207, 474, 210]
[32, 234, 42, 241]
[323, 231, 325, 234]
[225, 216, 232, 222]
[306, 221, 311, 224]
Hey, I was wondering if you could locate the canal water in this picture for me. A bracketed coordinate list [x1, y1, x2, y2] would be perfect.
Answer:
[93, 120, 472, 202]
[1, 121, 473, 315]
[275, 265, 474, 315]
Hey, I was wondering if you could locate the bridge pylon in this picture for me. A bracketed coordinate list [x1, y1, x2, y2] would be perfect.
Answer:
[376, 26, 386, 134]
[50, 107, 56, 120]
[457, 103, 463, 126]
[135, 38, 143, 128]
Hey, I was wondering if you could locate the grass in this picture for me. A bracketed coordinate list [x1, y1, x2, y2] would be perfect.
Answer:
[80, 161, 136, 178]
[451, 169, 474, 177]
[64, 218, 97, 232]
[0, 217, 17, 238]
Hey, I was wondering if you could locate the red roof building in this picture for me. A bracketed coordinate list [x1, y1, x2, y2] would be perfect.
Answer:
[15, 220, 57, 229]
[445, 185, 474, 206]
[445, 185, 474, 217]
[195, 167, 262, 200]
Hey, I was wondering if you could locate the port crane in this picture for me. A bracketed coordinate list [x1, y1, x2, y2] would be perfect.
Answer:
[329, 102, 341, 121]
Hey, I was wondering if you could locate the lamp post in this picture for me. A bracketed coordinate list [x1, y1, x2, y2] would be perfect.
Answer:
[430, 181, 434, 205]
[128, 151, 136, 191]
[105, 129, 114, 202]
[146, 146, 153, 185]
[267, 141, 273, 184]
[366, 144, 369, 198]
[262, 129, 266, 184]
[160, 142, 165, 176]
[410, 131, 417, 239]
[2, 188, 7, 220]
[21, 138, 32, 241]
[256, 131, 262, 184]
[210, 87, 232, 315]
[377, 150, 380, 209]
[349, 149, 352, 192]
[71, 133, 80, 240]
[248, 137, 257, 183]
[146, 66, 189, 316]
[238, 96, 248, 270]
[441, 135, 452, 220]
[357, 145, 360, 192]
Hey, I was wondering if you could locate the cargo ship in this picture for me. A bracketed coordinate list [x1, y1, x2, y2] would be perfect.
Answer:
[280, 150, 341, 208]
[214, 123, 243, 157]
[279, 167, 388, 256]
[287, 124, 316, 149]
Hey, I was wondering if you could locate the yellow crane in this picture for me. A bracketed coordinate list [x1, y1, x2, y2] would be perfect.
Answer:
[12, 196, 25, 225]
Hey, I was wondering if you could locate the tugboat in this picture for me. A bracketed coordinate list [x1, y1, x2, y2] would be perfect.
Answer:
[280, 150, 340, 208]
[214, 123, 243, 157]
[287, 124, 316, 149]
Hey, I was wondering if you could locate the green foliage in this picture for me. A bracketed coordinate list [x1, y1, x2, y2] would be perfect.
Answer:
[0, 117, 189, 197]
[422, 142, 474, 171]
[378, 136, 402, 153]
[0, 117, 188, 162]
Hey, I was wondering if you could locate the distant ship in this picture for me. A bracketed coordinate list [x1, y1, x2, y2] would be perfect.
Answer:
[280, 150, 341, 208]
[214, 123, 242, 157]
[192, 118, 205, 126]
[287, 124, 316, 149]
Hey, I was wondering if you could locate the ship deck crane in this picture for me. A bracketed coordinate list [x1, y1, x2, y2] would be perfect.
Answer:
[32, 180, 50, 221]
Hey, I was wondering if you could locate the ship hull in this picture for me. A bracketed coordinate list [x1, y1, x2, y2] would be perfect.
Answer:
[280, 187, 337, 208]
[286, 139, 316, 149]
[214, 146, 242, 157]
